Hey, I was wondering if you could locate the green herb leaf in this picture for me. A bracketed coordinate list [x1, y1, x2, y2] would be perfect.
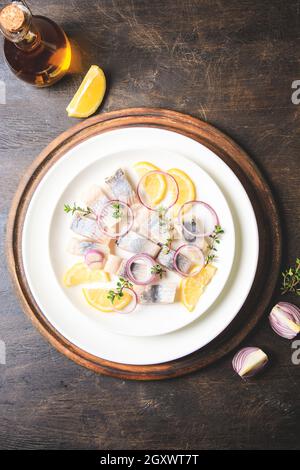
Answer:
[205, 225, 224, 265]
[151, 264, 166, 279]
[281, 258, 300, 296]
[107, 277, 133, 304]
[64, 202, 92, 217]
[112, 202, 122, 219]
[161, 237, 172, 254]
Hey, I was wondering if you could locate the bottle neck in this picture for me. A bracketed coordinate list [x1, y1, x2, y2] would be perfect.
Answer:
[15, 18, 40, 51]
[0, 2, 40, 51]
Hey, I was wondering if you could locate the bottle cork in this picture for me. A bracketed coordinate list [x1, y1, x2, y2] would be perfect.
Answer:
[0, 4, 25, 32]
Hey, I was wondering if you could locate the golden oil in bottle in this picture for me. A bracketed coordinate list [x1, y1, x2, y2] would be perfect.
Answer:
[0, 1, 71, 86]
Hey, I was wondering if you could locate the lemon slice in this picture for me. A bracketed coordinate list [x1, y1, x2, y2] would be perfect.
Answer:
[134, 161, 166, 205]
[168, 168, 196, 214]
[180, 264, 217, 312]
[66, 65, 106, 118]
[83, 287, 132, 312]
[63, 262, 109, 287]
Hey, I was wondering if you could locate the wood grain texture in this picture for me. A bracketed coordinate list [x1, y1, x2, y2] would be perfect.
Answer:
[0, 0, 300, 450]
[6, 107, 281, 380]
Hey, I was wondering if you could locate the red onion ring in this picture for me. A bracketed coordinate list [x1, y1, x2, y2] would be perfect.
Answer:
[125, 253, 157, 285]
[137, 170, 179, 211]
[173, 244, 205, 277]
[84, 249, 105, 270]
[112, 287, 138, 314]
[97, 200, 134, 238]
[178, 200, 219, 238]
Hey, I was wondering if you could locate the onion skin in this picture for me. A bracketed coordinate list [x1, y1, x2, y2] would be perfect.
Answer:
[269, 302, 300, 339]
[232, 347, 268, 379]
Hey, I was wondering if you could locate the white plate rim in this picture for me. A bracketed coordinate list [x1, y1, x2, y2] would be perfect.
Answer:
[22, 127, 259, 365]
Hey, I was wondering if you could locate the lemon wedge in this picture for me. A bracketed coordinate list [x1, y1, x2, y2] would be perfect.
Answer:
[66, 65, 106, 118]
[167, 168, 196, 214]
[134, 161, 166, 205]
[180, 264, 217, 312]
[83, 287, 132, 313]
[63, 263, 109, 287]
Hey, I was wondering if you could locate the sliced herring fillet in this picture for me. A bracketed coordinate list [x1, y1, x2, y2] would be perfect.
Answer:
[105, 168, 136, 204]
[70, 214, 106, 242]
[116, 231, 160, 258]
[139, 284, 177, 304]
[157, 248, 192, 274]
[103, 254, 123, 275]
[67, 238, 109, 255]
[81, 185, 109, 215]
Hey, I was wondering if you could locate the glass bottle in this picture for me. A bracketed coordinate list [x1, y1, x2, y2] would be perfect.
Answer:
[0, 1, 71, 86]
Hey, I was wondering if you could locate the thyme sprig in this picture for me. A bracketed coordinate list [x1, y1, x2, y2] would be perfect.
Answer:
[151, 264, 166, 279]
[206, 225, 224, 265]
[161, 237, 173, 254]
[158, 206, 168, 227]
[64, 203, 92, 217]
[112, 202, 122, 220]
[281, 258, 300, 296]
[107, 277, 133, 304]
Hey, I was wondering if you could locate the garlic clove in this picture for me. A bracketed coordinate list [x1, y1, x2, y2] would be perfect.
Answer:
[232, 347, 268, 379]
[269, 302, 300, 339]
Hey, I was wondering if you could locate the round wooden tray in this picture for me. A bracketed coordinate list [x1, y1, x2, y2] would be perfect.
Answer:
[7, 108, 281, 380]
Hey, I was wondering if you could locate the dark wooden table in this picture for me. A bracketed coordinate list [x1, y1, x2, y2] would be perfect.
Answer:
[1, 0, 300, 450]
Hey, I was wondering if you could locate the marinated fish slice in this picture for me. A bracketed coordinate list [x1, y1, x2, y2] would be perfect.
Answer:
[105, 168, 136, 204]
[99, 203, 120, 229]
[71, 214, 106, 242]
[139, 284, 177, 304]
[116, 259, 150, 281]
[174, 218, 207, 249]
[132, 203, 149, 235]
[182, 218, 209, 245]
[81, 185, 109, 215]
[172, 220, 183, 240]
[116, 259, 128, 278]
[116, 231, 160, 258]
[147, 212, 174, 244]
[157, 248, 192, 274]
[182, 219, 197, 243]
[133, 205, 175, 243]
[104, 254, 123, 275]
[67, 237, 110, 256]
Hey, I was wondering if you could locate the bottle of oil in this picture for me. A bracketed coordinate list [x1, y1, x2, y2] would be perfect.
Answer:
[0, 1, 71, 86]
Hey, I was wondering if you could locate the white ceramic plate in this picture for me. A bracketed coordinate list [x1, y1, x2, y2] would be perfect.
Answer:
[22, 128, 259, 365]
[47, 149, 234, 337]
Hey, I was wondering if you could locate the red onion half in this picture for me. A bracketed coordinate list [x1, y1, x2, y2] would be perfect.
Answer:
[97, 200, 134, 238]
[112, 287, 138, 314]
[269, 302, 300, 339]
[232, 347, 268, 379]
[178, 200, 219, 238]
[137, 170, 179, 211]
[125, 253, 157, 285]
[173, 244, 205, 277]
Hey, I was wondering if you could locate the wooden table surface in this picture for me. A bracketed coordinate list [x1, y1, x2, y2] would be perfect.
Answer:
[1, 0, 300, 450]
